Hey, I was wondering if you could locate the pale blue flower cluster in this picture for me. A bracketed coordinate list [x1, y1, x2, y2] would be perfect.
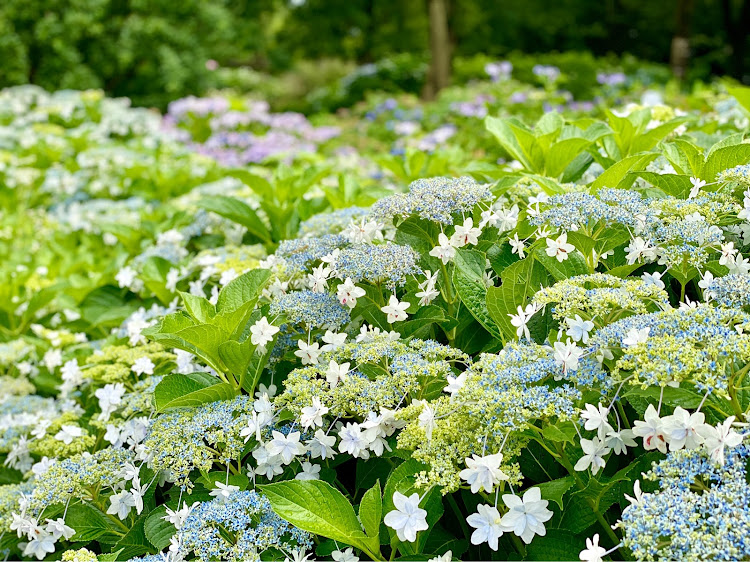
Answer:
[298, 206, 370, 237]
[707, 274, 750, 308]
[275, 234, 348, 273]
[370, 176, 493, 225]
[334, 242, 421, 289]
[620, 444, 750, 561]
[269, 290, 350, 329]
[719, 164, 750, 187]
[178, 491, 312, 562]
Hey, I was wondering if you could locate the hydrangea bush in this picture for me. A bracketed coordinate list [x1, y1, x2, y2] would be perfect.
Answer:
[1, 77, 750, 561]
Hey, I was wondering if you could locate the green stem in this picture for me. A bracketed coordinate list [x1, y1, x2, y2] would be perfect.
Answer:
[447, 494, 470, 541]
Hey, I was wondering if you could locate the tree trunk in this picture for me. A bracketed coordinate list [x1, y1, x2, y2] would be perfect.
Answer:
[670, 0, 694, 81]
[424, 0, 451, 100]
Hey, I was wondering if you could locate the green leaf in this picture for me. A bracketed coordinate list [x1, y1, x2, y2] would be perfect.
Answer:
[216, 268, 271, 313]
[359, 480, 383, 540]
[453, 248, 502, 339]
[545, 138, 593, 178]
[485, 116, 531, 169]
[701, 143, 750, 182]
[728, 85, 750, 113]
[591, 152, 659, 190]
[144, 506, 175, 551]
[541, 422, 577, 443]
[65, 502, 120, 543]
[113, 511, 150, 560]
[525, 529, 586, 561]
[535, 476, 575, 510]
[260, 480, 379, 556]
[178, 291, 216, 323]
[154, 373, 236, 412]
[631, 171, 694, 198]
[198, 196, 271, 243]
[218, 338, 257, 385]
[486, 257, 549, 340]
[97, 549, 124, 562]
[535, 248, 589, 281]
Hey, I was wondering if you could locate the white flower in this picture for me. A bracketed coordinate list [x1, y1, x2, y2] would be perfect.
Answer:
[509, 233, 525, 258]
[116, 266, 142, 291]
[500, 487, 553, 544]
[307, 429, 337, 460]
[163, 502, 198, 530]
[219, 268, 239, 286]
[42, 348, 63, 371]
[467, 504, 504, 550]
[604, 427, 637, 455]
[295, 340, 321, 365]
[459, 452, 508, 493]
[381, 295, 410, 323]
[545, 233, 575, 262]
[337, 278, 366, 309]
[332, 547, 360, 562]
[429, 233, 457, 264]
[108, 489, 136, 519]
[553, 339, 583, 374]
[565, 314, 594, 344]
[250, 317, 280, 352]
[444, 372, 467, 397]
[307, 264, 331, 293]
[624, 480, 646, 506]
[23, 528, 56, 560]
[130, 478, 146, 514]
[300, 397, 329, 430]
[209, 482, 240, 502]
[579, 533, 607, 562]
[384, 492, 429, 542]
[574, 437, 610, 475]
[166, 268, 180, 292]
[345, 219, 383, 243]
[632, 404, 667, 453]
[580, 403, 610, 438]
[295, 461, 321, 481]
[719, 242, 738, 267]
[697, 416, 744, 465]
[661, 407, 705, 451]
[321, 330, 347, 351]
[54, 424, 82, 445]
[31, 456, 55, 477]
[495, 204, 520, 231]
[95, 382, 126, 419]
[688, 176, 706, 199]
[338, 422, 369, 458]
[622, 327, 650, 347]
[10, 512, 36, 538]
[641, 271, 665, 290]
[325, 360, 350, 389]
[624, 237, 657, 264]
[267, 431, 306, 464]
[45, 517, 75, 540]
[131, 356, 155, 375]
[450, 217, 482, 247]
[509, 303, 537, 340]
[418, 402, 437, 440]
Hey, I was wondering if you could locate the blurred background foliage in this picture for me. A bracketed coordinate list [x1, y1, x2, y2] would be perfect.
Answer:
[0, 0, 747, 109]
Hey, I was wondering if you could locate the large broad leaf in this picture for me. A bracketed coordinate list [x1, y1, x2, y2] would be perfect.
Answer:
[216, 268, 271, 313]
[728, 85, 750, 113]
[148, 323, 228, 370]
[113, 511, 150, 560]
[154, 373, 236, 412]
[64, 502, 121, 543]
[199, 196, 271, 243]
[590, 152, 658, 190]
[545, 137, 593, 178]
[525, 529, 587, 561]
[535, 248, 589, 281]
[701, 144, 750, 182]
[144, 505, 176, 551]
[485, 116, 532, 169]
[178, 292, 216, 324]
[359, 481, 383, 541]
[486, 257, 549, 341]
[260, 480, 380, 557]
[535, 476, 575, 510]
[631, 171, 693, 199]
[452, 248, 502, 340]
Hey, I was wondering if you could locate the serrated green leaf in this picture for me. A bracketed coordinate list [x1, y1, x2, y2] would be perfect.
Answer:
[535, 476, 575, 510]
[701, 143, 750, 182]
[591, 152, 658, 190]
[154, 373, 236, 412]
[216, 268, 271, 313]
[178, 292, 216, 323]
[144, 506, 175, 551]
[65, 502, 121, 543]
[453, 248, 502, 339]
[535, 248, 589, 281]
